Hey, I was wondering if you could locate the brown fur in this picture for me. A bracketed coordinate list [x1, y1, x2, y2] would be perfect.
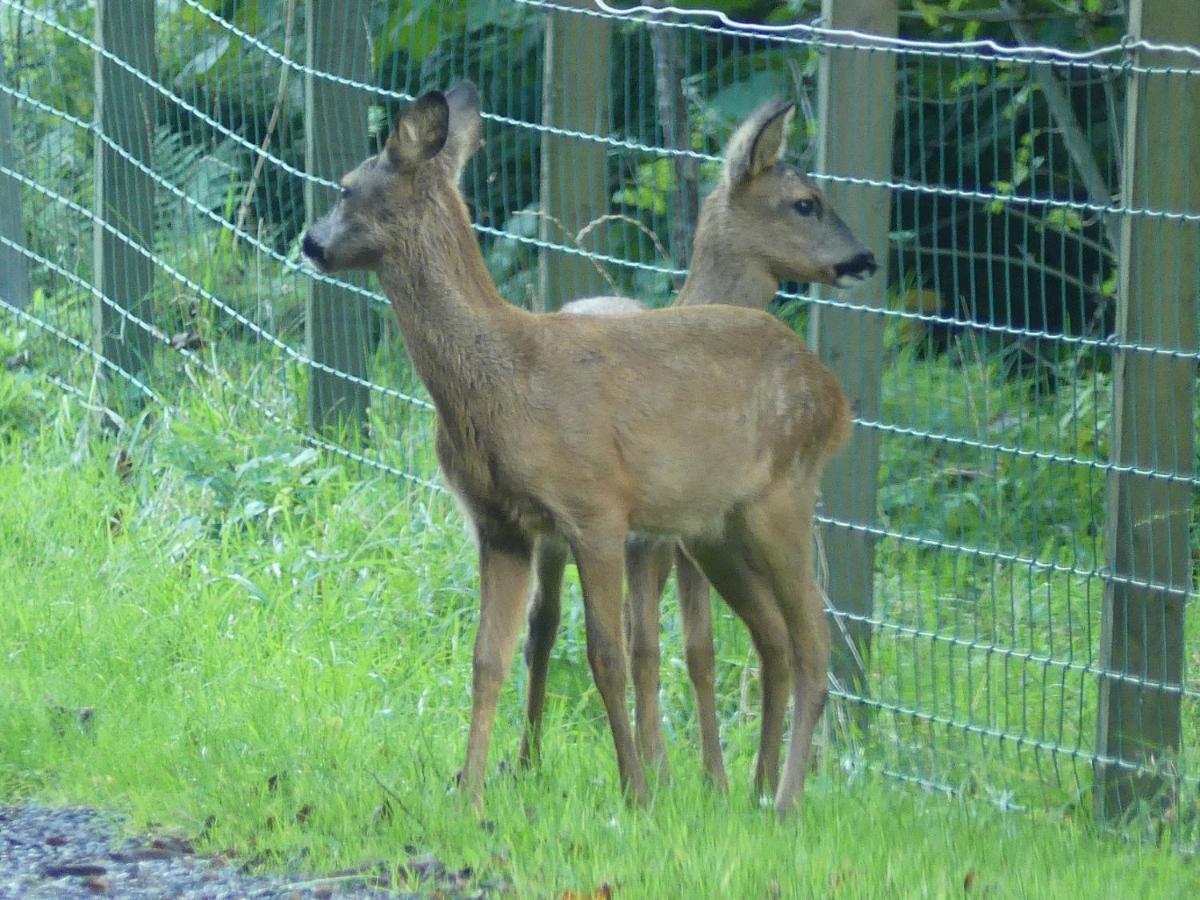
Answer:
[302, 84, 853, 817]
[525, 99, 874, 794]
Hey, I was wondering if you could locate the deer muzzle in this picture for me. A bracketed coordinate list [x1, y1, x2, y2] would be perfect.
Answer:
[833, 251, 877, 287]
[301, 231, 327, 271]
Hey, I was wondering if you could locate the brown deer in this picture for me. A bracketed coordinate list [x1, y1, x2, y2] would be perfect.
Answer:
[521, 98, 876, 794]
[302, 83, 852, 817]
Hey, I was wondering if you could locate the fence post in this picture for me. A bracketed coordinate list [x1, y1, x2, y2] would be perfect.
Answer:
[93, 0, 156, 397]
[809, 1, 897, 706]
[538, 0, 612, 311]
[305, 0, 371, 435]
[0, 16, 29, 313]
[649, 15, 698, 285]
[1095, 0, 1199, 820]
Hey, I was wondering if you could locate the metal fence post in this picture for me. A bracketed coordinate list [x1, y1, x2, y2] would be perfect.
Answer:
[93, 0, 156, 398]
[538, 0, 612, 311]
[305, 0, 371, 436]
[0, 16, 29, 313]
[1095, 0, 1199, 819]
[809, 0, 897, 707]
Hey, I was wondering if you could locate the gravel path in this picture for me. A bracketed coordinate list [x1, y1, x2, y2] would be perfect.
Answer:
[0, 805, 489, 898]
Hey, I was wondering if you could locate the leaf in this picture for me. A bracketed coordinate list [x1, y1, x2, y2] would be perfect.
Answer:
[1043, 208, 1084, 234]
[612, 158, 674, 215]
[378, 0, 468, 64]
[913, 1, 943, 28]
[288, 448, 320, 468]
[706, 64, 793, 126]
[173, 35, 232, 85]
[226, 572, 268, 603]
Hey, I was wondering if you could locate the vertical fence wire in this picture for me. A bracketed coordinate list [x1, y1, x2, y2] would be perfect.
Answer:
[1, 0, 1198, 843]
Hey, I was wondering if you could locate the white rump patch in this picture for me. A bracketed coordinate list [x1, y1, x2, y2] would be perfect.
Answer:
[561, 295, 647, 317]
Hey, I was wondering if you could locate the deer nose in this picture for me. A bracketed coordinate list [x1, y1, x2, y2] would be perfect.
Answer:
[302, 232, 326, 268]
[834, 251, 877, 281]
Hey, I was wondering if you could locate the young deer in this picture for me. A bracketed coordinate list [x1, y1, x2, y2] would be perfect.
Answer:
[302, 83, 852, 817]
[522, 99, 876, 794]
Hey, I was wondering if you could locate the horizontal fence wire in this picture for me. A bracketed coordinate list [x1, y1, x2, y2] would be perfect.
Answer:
[1, 0, 1197, 842]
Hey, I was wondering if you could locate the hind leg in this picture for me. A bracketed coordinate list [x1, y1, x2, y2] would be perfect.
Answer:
[626, 537, 673, 777]
[674, 546, 726, 791]
[519, 537, 567, 768]
[684, 537, 790, 800]
[743, 483, 830, 818]
[573, 533, 648, 804]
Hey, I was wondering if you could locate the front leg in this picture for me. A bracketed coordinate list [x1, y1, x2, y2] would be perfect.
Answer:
[461, 527, 533, 812]
[573, 533, 648, 805]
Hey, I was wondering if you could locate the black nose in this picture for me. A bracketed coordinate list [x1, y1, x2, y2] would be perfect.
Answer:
[302, 232, 325, 267]
[835, 251, 877, 280]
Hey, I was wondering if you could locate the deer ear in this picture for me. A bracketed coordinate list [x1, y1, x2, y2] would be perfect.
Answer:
[722, 99, 795, 186]
[386, 91, 450, 168]
[443, 81, 483, 179]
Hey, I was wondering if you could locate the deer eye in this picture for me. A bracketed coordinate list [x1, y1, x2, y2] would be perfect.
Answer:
[792, 198, 816, 217]
[340, 186, 353, 200]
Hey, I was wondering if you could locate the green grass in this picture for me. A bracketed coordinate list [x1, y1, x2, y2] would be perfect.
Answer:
[1, 359, 1197, 898]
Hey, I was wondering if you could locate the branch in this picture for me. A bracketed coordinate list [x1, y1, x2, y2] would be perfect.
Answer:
[1004, 0, 1121, 256]
[234, 0, 296, 241]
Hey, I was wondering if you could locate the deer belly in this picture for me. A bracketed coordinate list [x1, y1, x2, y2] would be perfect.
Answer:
[625, 446, 775, 538]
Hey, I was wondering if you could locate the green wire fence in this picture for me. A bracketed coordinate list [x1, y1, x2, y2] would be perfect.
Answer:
[1, 0, 1198, 842]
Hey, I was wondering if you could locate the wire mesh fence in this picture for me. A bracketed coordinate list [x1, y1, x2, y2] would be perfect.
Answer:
[1, 0, 1197, 842]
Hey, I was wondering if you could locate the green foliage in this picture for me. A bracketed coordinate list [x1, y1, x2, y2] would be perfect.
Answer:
[4, 2, 1195, 875]
[6, 0, 1129, 340]
[613, 157, 675, 215]
[0, 331, 48, 445]
[0, 366, 1198, 891]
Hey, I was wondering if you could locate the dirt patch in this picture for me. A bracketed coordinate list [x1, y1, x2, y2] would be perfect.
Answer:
[0, 805, 493, 898]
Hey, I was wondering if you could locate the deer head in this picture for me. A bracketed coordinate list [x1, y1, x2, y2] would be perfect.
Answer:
[302, 83, 483, 275]
[699, 97, 877, 290]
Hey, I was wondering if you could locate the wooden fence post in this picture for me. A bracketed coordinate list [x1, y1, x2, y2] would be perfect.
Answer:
[538, 0, 612, 311]
[0, 16, 29, 313]
[305, 0, 371, 435]
[93, 0, 156, 394]
[809, 0, 897, 705]
[649, 14, 698, 285]
[1095, 0, 1199, 819]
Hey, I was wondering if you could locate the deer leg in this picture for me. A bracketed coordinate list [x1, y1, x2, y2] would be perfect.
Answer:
[674, 545, 727, 792]
[573, 534, 648, 804]
[746, 484, 829, 819]
[684, 537, 789, 800]
[461, 530, 533, 812]
[519, 536, 568, 768]
[626, 537, 672, 777]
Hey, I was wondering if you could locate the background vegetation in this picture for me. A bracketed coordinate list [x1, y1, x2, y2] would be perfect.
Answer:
[2, 0, 1199, 890]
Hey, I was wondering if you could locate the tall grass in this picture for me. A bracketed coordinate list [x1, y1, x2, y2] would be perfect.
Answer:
[1, 328, 1197, 895]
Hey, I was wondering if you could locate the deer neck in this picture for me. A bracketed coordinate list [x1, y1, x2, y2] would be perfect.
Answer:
[675, 219, 778, 310]
[376, 200, 523, 428]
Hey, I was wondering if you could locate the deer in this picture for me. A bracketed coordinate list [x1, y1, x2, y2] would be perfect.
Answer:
[302, 82, 853, 817]
[521, 98, 876, 795]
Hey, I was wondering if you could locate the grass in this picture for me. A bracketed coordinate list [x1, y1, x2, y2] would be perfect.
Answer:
[1, 353, 1198, 898]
